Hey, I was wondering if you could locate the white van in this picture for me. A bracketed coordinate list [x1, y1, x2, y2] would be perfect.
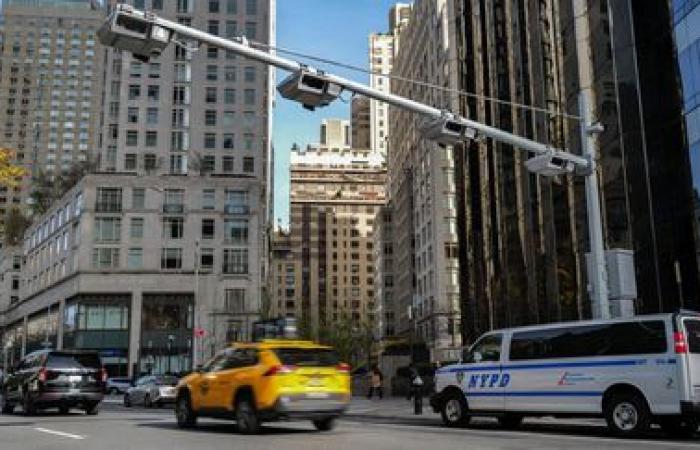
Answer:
[430, 312, 700, 437]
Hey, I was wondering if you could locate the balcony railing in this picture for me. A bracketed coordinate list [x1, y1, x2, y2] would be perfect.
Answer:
[163, 203, 185, 214]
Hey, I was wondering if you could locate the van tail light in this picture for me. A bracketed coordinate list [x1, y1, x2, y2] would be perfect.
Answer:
[263, 365, 295, 376]
[675, 332, 688, 354]
[336, 363, 351, 373]
[37, 368, 47, 383]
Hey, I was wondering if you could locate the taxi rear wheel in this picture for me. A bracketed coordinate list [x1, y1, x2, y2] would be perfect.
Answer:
[236, 395, 260, 435]
[175, 394, 197, 428]
[313, 418, 336, 431]
[441, 391, 470, 427]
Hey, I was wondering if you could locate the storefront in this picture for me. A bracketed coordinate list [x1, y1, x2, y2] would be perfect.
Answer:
[140, 293, 193, 376]
[63, 294, 130, 376]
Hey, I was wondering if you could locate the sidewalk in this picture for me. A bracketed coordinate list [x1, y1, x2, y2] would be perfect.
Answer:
[347, 396, 441, 421]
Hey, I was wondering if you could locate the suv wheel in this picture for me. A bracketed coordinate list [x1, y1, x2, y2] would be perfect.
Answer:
[175, 394, 197, 428]
[123, 394, 132, 407]
[144, 394, 153, 408]
[441, 391, 470, 427]
[1, 391, 14, 414]
[313, 417, 336, 431]
[22, 391, 35, 416]
[604, 392, 650, 437]
[84, 402, 99, 416]
[236, 395, 260, 434]
[58, 405, 70, 415]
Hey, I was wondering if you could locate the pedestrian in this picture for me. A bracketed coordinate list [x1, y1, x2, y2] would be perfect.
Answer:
[367, 366, 384, 399]
[409, 366, 424, 414]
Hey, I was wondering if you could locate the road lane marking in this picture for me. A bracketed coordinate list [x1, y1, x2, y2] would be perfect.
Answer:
[34, 427, 85, 440]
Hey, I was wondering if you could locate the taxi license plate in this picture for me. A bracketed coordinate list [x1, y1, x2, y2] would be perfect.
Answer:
[307, 378, 324, 387]
[306, 392, 329, 399]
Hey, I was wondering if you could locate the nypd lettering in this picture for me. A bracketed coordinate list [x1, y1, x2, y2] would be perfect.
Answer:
[458, 372, 511, 388]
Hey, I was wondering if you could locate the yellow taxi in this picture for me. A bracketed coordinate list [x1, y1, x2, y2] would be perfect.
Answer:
[174, 340, 351, 433]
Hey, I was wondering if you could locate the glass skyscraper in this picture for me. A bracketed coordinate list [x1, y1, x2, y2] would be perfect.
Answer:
[675, 0, 700, 195]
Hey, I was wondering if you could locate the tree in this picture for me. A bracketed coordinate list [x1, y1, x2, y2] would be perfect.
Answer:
[0, 148, 26, 187]
[29, 160, 95, 215]
[2, 207, 31, 246]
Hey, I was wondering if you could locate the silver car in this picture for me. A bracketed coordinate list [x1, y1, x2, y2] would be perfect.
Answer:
[123, 375, 178, 408]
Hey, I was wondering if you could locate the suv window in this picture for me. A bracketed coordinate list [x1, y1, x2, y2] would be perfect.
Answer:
[273, 348, 339, 367]
[46, 352, 101, 370]
[464, 334, 502, 363]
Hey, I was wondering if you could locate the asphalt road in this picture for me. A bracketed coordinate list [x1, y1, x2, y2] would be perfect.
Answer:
[1, 401, 700, 450]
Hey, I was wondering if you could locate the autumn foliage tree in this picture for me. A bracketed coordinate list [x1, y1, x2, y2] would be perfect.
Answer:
[0, 147, 26, 187]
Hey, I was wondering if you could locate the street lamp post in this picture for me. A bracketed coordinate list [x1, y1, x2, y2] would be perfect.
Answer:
[97, 4, 612, 321]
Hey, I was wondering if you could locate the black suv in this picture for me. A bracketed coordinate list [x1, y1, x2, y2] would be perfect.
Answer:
[1, 350, 106, 415]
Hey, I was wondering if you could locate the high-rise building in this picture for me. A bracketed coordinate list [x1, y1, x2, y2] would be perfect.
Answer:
[0, 0, 104, 226]
[674, 1, 700, 264]
[368, 3, 410, 156]
[351, 96, 371, 150]
[450, 0, 698, 342]
[0, 0, 275, 376]
[276, 119, 386, 335]
[387, 0, 462, 362]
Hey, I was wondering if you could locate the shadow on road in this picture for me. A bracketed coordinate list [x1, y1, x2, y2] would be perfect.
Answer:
[137, 420, 314, 436]
[342, 415, 699, 444]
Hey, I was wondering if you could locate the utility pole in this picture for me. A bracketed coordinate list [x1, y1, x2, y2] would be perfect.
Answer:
[572, 0, 610, 319]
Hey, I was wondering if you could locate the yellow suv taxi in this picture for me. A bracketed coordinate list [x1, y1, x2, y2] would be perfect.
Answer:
[174, 340, 351, 433]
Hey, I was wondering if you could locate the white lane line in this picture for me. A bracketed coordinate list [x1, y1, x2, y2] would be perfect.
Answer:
[33, 427, 85, 440]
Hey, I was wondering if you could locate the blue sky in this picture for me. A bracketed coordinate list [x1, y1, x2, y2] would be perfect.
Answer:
[272, 0, 399, 228]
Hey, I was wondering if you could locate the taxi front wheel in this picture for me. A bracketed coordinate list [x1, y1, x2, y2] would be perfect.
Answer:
[236, 396, 260, 434]
[313, 418, 336, 431]
[175, 394, 197, 428]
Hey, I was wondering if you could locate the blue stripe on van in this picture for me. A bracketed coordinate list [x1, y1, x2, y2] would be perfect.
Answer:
[464, 391, 602, 398]
[437, 359, 645, 374]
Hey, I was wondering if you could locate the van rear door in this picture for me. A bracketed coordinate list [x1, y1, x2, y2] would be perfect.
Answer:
[680, 318, 700, 403]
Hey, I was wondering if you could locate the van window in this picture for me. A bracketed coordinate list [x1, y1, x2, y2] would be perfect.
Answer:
[509, 320, 666, 360]
[465, 334, 502, 363]
[684, 320, 700, 354]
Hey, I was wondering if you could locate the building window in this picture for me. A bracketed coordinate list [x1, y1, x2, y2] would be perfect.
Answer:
[223, 133, 234, 149]
[92, 248, 120, 269]
[147, 85, 160, 101]
[224, 218, 248, 244]
[243, 156, 254, 173]
[207, 46, 218, 59]
[245, 21, 256, 38]
[127, 248, 143, 269]
[96, 188, 122, 212]
[226, 0, 237, 14]
[132, 188, 145, 209]
[170, 155, 187, 174]
[200, 248, 214, 269]
[126, 130, 138, 146]
[144, 154, 157, 171]
[163, 217, 184, 239]
[127, 107, 139, 123]
[224, 88, 236, 104]
[223, 249, 248, 274]
[128, 84, 140, 99]
[225, 288, 245, 312]
[125, 154, 137, 170]
[224, 190, 248, 214]
[222, 156, 234, 172]
[161, 248, 183, 269]
[130, 217, 144, 238]
[201, 219, 215, 239]
[164, 189, 185, 213]
[205, 110, 217, 126]
[146, 107, 158, 124]
[94, 218, 121, 242]
[208, 0, 219, 13]
[202, 189, 215, 210]
[244, 89, 255, 105]
[153, 0, 163, 8]
[202, 155, 216, 172]
[145, 131, 157, 147]
[223, 111, 235, 126]
[204, 133, 216, 149]
[206, 87, 217, 103]
[224, 65, 236, 81]
[244, 66, 255, 82]
[208, 20, 219, 35]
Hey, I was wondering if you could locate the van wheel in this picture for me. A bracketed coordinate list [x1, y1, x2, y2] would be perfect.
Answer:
[236, 395, 260, 434]
[604, 392, 650, 437]
[498, 414, 523, 429]
[175, 394, 197, 428]
[659, 417, 698, 438]
[441, 391, 470, 427]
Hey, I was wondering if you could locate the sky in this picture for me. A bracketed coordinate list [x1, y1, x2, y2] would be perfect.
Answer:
[272, 0, 399, 228]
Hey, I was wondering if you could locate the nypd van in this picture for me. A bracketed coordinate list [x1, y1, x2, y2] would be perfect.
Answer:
[430, 312, 700, 437]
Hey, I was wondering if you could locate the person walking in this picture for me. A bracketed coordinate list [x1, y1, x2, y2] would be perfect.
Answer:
[367, 366, 384, 400]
